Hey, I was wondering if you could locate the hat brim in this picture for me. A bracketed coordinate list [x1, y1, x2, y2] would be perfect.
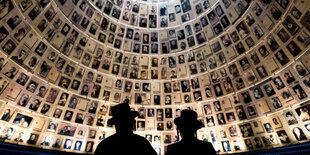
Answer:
[174, 117, 203, 130]
[108, 111, 139, 125]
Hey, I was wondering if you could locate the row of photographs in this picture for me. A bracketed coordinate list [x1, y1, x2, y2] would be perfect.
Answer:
[1, 0, 309, 83]
[1, 12, 310, 84]
[1, 25, 309, 83]
[0, 1, 306, 115]
[0, 1, 307, 121]
[1, 0, 307, 73]
[51, 0, 296, 56]
[0, 51, 309, 128]
[12, 0, 268, 56]
[1, 47, 310, 108]
[0, 64, 309, 150]
[0, 99, 309, 154]
[54, 0, 275, 55]
[1, 87, 310, 132]
[85, 0, 237, 28]
[0, 47, 310, 109]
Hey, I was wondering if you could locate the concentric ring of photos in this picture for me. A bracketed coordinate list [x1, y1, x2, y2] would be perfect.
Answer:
[0, 0, 310, 154]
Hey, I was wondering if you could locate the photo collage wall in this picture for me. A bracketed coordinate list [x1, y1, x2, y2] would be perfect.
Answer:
[0, 0, 310, 154]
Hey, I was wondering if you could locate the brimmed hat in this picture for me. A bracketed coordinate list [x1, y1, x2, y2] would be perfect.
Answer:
[107, 103, 138, 125]
[174, 110, 203, 130]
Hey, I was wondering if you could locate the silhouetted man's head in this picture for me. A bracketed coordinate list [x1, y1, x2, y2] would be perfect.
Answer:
[174, 110, 203, 138]
[108, 103, 139, 133]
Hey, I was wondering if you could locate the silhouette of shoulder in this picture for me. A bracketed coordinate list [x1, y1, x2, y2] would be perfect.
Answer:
[166, 138, 216, 155]
[95, 133, 157, 155]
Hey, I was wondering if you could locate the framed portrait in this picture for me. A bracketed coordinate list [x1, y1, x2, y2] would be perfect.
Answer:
[226, 112, 236, 122]
[39, 103, 51, 115]
[252, 119, 264, 133]
[0, 106, 15, 122]
[45, 88, 59, 104]
[276, 130, 291, 144]
[283, 16, 300, 35]
[0, 76, 9, 95]
[293, 62, 309, 78]
[294, 104, 310, 122]
[18, 0, 33, 12]
[57, 123, 77, 137]
[296, 30, 310, 48]
[261, 134, 279, 146]
[283, 110, 298, 125]
[277, 28, 290, 43]
[300, 11, 310, 32]
[12, 113, 33, 128]
[47, 120, 58, 132]
[292, 84, 307, 100]
[26, 133, 39, 145]
[239, 123, 254, 137]
[286, 41, 301, 57]
[206, 116, 215, 127]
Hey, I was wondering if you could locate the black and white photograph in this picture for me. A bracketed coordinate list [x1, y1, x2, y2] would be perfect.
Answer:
[57, 124, 77, 137]
[294, 104, 310, 122]
[13, 113, 33, 128]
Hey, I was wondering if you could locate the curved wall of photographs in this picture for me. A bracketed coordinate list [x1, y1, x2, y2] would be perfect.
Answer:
[0, 0, 310, 154]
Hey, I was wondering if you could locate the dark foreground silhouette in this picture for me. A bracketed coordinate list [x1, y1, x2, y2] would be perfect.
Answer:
[94, 103, 157, 155]
[166, 109, 216, 155]
[95, 132, 157, 155]
[166, 137, 216, 155]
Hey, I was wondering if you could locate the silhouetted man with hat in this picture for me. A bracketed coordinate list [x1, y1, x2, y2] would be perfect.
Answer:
[166, 109, 216, 155]
[94, 103, 157, 155]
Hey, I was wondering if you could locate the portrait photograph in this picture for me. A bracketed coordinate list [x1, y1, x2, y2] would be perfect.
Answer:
[2, 39, 17, 55]
[13, 113, 33, 128]
[239, 123, 254, 137]
[294, 104, 310, 122]
[241, 71, 254, 85]
[0, 106, 14, 122]
[296, 30, 310, 48]
[18, 0, 33, 12]
[206, 116, 215, 127]
[277, 130, 291, 144]
[300, 11, 310, 31]
[283, 16, 300, 35]
[286, 41, 302, 57]
[292, 84, 307, 100]
[277, 28, 290, 44]
[57, 124, 77, 137]
[40, 135, 52, 146]
[26, 133, 39, 145]
[293, 62, 309, 78]
[283, 111, 298, 125]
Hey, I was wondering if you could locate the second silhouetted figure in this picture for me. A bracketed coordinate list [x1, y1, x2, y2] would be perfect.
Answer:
[166, 109, 216, 155]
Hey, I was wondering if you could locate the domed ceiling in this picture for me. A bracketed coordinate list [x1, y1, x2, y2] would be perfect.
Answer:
[0, 0, 310, 154]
